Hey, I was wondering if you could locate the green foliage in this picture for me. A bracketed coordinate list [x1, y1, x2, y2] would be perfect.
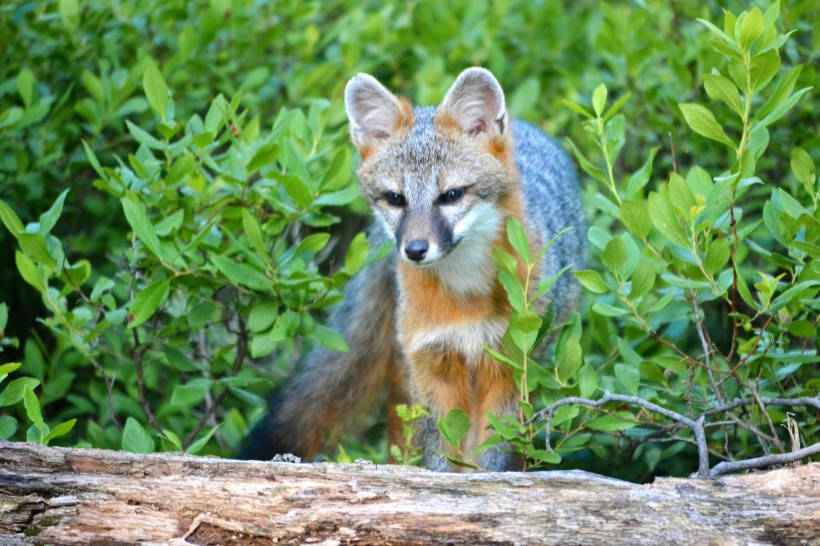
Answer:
[0, 65, 368, 455]
[0, 0, 816, 480]
[391, 403, 427, 466]
[488, 3, 818, 479]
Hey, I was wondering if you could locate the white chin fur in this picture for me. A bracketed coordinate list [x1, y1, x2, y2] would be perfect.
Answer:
[433, 203, 503, 298]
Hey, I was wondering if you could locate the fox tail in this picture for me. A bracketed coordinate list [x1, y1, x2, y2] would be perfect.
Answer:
[238, 252, 404, 461]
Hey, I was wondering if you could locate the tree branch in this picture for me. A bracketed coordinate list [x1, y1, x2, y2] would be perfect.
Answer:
[709, 441, 820, 477]
[528, 392, 820, 477]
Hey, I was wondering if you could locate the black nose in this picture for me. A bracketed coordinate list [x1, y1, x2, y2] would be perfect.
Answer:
[404, 240, 429, 262]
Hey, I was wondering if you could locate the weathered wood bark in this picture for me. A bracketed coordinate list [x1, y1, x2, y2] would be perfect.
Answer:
[0, 440, 818, 545]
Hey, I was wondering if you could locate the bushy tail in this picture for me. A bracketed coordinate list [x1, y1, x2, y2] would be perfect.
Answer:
[238, 253, 403, 460]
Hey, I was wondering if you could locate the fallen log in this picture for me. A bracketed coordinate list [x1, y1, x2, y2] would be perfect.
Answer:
[0, 440, 818, 545]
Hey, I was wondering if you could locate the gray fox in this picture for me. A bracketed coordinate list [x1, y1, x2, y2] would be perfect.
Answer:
[240, 67, 585, 471]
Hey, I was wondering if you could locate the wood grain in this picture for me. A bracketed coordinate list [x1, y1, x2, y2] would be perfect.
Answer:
[0, 440, 818, 545]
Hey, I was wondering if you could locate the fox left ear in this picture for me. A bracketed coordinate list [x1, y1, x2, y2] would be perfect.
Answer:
[345, 73, 413, 153]
[438, 67, 508, 136]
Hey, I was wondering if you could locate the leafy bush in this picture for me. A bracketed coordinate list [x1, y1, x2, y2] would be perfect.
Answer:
[459, 4, 817, 479]
[0, 0, 816, 478]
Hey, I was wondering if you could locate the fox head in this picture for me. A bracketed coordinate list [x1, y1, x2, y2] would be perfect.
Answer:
[344, 68, 521, 275]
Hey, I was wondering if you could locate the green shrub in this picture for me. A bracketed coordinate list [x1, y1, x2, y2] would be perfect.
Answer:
[465, 3, 818, 480]
[0, 0, 816, 478]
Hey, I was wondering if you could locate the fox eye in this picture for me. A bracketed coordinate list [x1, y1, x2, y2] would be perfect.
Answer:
[383, 191, 406, 207]
[438, 188, 465, 205]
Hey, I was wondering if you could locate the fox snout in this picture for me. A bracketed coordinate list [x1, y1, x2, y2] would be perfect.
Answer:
[403, 240, 429, 262]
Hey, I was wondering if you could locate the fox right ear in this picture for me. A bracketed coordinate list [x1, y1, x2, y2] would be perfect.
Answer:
[438, 67, 507, 137]
[345, 74, 413, 153]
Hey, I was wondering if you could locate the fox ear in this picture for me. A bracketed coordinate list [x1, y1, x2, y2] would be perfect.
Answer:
[438, 67, 507, 136]
[345, 74, 412, 151]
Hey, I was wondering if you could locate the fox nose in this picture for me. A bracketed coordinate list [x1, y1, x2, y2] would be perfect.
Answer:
[404, 240, 429, 262]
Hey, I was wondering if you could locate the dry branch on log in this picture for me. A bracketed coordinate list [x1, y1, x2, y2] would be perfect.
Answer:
[1, 440, 819, 545]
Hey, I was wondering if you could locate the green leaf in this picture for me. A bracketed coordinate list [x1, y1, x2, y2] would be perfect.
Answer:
[16, 251, 45, 292]
[122, 417, 155, 454]
[0, 377, 40, 407]
[125, 120, 164, 150]
[697, 18, 734, 45]
[122, 198, 162, 257]
[704, 239, 731, 276]
[39, 189, 70, 236]
[648, 192, 687, 247]
[171, 378, 212, 407]
[578, 364, 598, 398]
[556, 336, 582, 384]
[128, 279, 170, 329]
[620, 200, 652, 240]
[249, 299, 278, 333]
[769, 280, 820, 312]
[45, 418, 77, 443]
[679, 104, 736, 149]
[0, 416, 17, 439]
[603, 92, 632, 123]
[274, 173, 313, 208]
[321, 148, 352, 190]
[562, 100, 593, 119]
[668, 173, 696, 216]
[0, 199, 24, 236]
[738, 8, 763, 50]
[17, 233, 57, 269]
[749, 50, 780, 91]
[82, 140, 107, 180]
[498, 270, 526, 312]
[625, 148, 659, 199]
[344, 232, 369, 275]
[756, 65, 802, 121]
[588, 411, 636, 432]
[753, 87, 811, 131]
[0, 362, 22, 381]
[703, 74, 744, 118]
[708, 38, 743, 61]
[294, 233, 330, 257]
[437, 409, 471, 449]
[566, 139, 608, 185]
[17, 68, 35, 108]
[591, 302, 628, 317]
[167, 153, 196, 185]
[58, 0, 79, 32]
[186, 425, 220, 455]
[791, 148, 816, 194]
[211, 255, 270, 291]
[614, 364, 640, 396]
[506, 217, 530, 264]
[629, 263, 655, 299]
[242, 209, 269, 264]
[601, 238, 627, 278]
[248, 142, 280, 173]
[734, 267, 757, 309]
[574, 270, 608, 294]
[312, 324, 349, 352]
[509, 77, 540, 117]
[592, 84, 607, 117]
[143, 63, 170, 121]
[23, 386, 44, 433]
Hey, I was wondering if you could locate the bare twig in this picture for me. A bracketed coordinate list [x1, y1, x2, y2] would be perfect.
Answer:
[528, 391, 710, 477]
[530, 392, 820, 478]
[182, 317, 249, 450]
[709, 441, 820, 477]
[698, 396, 820, 417]
[131, 328, 166, 438]
[688, 290, 726, 405]
[89, 355, 123, 434]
